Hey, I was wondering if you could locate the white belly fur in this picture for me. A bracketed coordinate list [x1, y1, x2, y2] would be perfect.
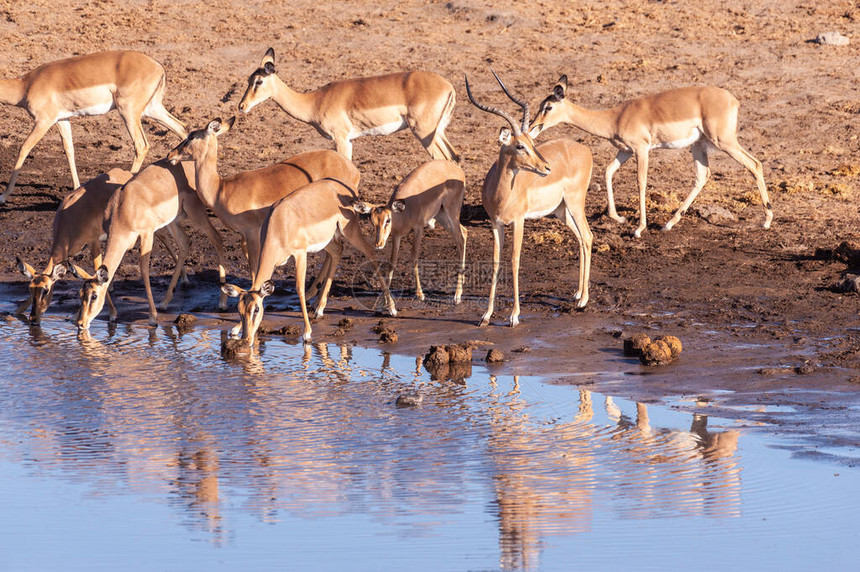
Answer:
[653, 128, 701, 150]
[57, 100, 115, 120]
[351, 118, 408, 139]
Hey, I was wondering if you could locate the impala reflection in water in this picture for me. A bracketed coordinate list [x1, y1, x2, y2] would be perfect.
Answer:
[1, 318, 855, 571]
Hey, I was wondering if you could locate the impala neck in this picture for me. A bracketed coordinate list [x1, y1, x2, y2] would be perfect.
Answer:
[0, 78, 26, 107]
[190, 142, 223, 210]
[485, 156, 529, 217]
[270, 75, 316, 123]
[558, 101, 617, 140]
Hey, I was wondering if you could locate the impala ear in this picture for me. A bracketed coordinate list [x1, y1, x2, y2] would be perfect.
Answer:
[50, 264, 67, 281]
[259, 280, 275, 298]
[221, 283, 246, 298]
[66, 263, 92, 280]
[352, 200, 372, 215]
[498, 127, 512, 146]
[16, 256, 35, 280]
[263, 61, 275, 76]
[391, 200, 406, 213]
[207, 118, 223, 134]
[528, 124, 541, 138]
[552, 75, 568, 100]
[222, 116, 236, 133]
[95, 265, 109, 285]
[261, 47, 275, 68]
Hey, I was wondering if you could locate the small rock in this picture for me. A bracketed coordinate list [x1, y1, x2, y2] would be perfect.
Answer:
[815, 31, 850, 46]
[511, 346, 531, 353]
[623, 334, 652, 357]
[174, 313, 196, 333]
[379, 330, 398, 344]
[396, 391, 423, 407]
[334, 317, 355, 334]
[757, 366, 789, 376]
[639, 340, 673, 366]
[692, 203, 737, 224]
[794, 364, 815, 375]
[221, 337, 251, 359]
[486, 348, 505, 363]
[654, 335, 683, 359]
[371, 320, 390, 334]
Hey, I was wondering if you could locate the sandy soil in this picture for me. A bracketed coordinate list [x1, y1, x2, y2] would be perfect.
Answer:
[1, 1, 859, 412]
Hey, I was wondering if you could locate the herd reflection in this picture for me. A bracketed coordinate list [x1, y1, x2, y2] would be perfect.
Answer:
[2, 321, 742, 570]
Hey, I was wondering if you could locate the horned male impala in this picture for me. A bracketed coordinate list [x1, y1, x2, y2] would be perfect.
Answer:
[530, 76, 772, 237]
[166, 117, 359, 292]
[238, 48, 459, 162]
[353, 160, 468, 304]
[75, 160, 228, 330]
[467, 72, 593, 327]
[222, 179, 398, 345]
[0, 50, 188, 204]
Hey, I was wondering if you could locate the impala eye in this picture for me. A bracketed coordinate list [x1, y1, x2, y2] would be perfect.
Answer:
[516, 144, 526, 151]
[545, 105, 553, 111]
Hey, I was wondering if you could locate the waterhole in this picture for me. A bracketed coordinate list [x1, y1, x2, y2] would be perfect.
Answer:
[0, 317, 858, 571]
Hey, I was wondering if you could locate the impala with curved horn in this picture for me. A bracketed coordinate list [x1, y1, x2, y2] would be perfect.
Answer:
[467, 71, 593, 327]
[530, 76, 772, 236]
[0, 51, 187, 204]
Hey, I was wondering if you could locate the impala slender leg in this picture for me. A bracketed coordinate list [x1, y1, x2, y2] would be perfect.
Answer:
[184, 199, 229, 309]
[665, 142, 710, 231]
[294, 251, 313, 342]
[160, 224, 190, 310]
[633, 149, 650, 238]
[55, 120, 80, 190]
[342, 219, 397, 316]
[117, 105, 150, 173]
[386, 235, 402, 293]
[509, 218, 524, 327]
[605, 149, 633, 224]
[314, 241, 343, 319]
[563, 207, 593, 307]
[139, 232, 158, 325]
[411, 228, 425, 301]
[721, 141, 773, 229]
[480, 222, 504, 327]
[1, 119, 54, 204]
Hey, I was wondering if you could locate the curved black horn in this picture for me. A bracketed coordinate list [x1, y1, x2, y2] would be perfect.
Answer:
[464, 74, 521, 135]
[490, 69, 530, 133]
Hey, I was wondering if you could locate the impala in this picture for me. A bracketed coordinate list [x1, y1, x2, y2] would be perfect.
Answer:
[0, 50, 187, 204]
[74, 160, 228, 330]
[14, 168, 194, 324]
[531, 75, 772, 237]
[222, 179, 397, 345]
[237, 48, 459, 162]
[353, 159, 467, 304]
[166, 117, 359, 292]
[467, 71, 593, 327]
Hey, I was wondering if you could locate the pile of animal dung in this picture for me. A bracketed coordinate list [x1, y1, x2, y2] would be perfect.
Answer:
[423, 343, 473, 382]
[624, 334, 683, 366]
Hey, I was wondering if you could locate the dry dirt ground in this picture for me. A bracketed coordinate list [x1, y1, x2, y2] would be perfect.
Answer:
[0, 1, 859, 407]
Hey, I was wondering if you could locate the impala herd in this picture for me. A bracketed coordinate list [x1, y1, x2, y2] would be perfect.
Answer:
[4, 48, 772, 345]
